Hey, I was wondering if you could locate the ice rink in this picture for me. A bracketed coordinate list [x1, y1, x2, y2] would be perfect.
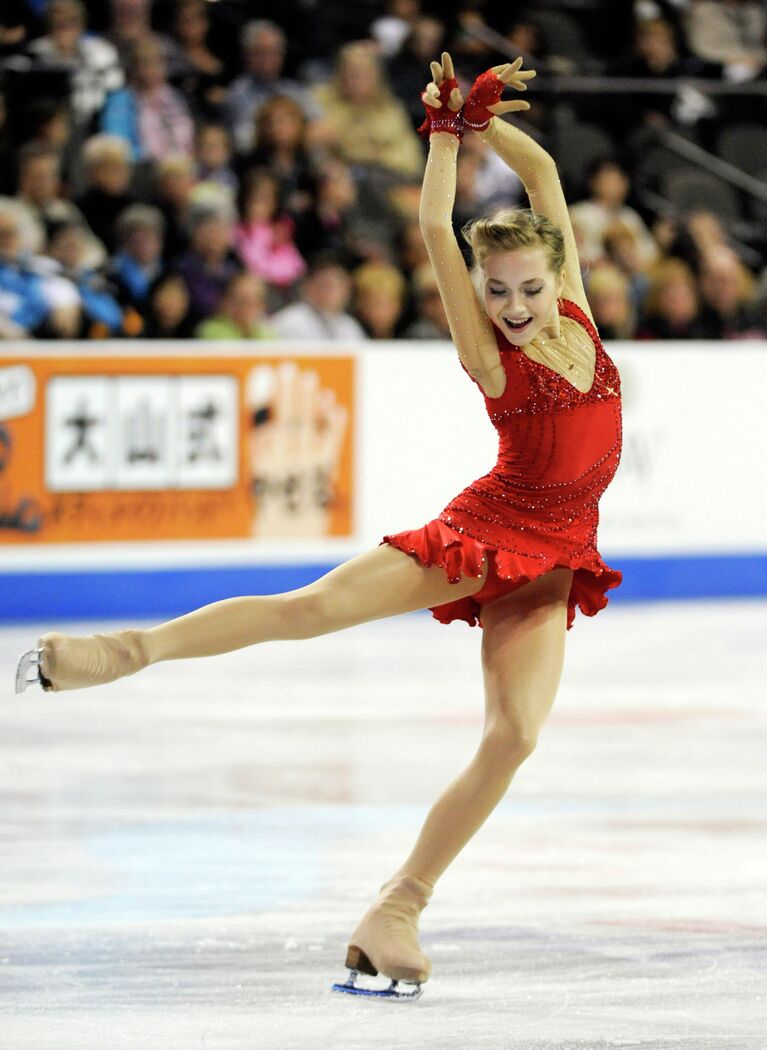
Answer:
[2, 599, 766, 1049]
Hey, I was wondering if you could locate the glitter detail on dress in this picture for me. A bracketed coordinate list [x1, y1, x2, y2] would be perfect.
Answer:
[382, 298, 623, 630]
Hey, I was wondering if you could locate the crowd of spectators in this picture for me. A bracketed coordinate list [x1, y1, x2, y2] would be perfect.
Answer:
[1, 0, 766, 343]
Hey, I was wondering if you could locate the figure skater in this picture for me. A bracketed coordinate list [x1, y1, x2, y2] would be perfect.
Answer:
[16, 54, 623, 1000]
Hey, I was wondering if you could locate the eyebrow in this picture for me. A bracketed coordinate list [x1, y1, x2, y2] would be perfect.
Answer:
[487, 277, 544, 286]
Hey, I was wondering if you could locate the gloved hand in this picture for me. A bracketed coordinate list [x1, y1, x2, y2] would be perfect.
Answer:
[418, 50, 465, 141]
[463, 57, 536, 132]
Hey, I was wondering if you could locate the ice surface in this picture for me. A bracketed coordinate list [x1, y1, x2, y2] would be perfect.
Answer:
[1, 601, 766, 1049]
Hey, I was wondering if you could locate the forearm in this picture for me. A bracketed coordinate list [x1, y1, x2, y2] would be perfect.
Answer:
[480, 114, 586, 307]
[478, 116, 556, 199]
[418, 130, 498, 377]
[419, 132, 459, 234]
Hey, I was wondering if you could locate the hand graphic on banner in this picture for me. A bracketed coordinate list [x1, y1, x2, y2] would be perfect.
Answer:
[247, 362, 348, 538]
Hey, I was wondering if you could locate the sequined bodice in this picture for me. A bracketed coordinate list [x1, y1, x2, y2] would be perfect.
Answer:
[440, 298, 623, 556]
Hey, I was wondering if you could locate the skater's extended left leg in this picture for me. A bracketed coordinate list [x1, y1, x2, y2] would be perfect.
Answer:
[29, 544, 488, 691]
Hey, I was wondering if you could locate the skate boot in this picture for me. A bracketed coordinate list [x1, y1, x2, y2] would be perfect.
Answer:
[15, 630, 149, 693]
[332, 873, 433, 1000]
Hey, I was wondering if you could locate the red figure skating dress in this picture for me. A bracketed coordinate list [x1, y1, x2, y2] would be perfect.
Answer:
[383, 298, 623, 629]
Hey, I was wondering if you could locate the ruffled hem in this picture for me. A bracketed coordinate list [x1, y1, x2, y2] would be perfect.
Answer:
[381, 519, 622, 630]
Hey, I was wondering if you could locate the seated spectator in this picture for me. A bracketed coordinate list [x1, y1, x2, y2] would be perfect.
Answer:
[101, 35, 195, 161]
[17, 99, 80, 191]
[449, 4, 503, 80]
[165, 0, 227, 119]
[141, 271, 195, 338]
[503, 17, 547, 68]
[353, 261, 407, 339]
[75, 135, 138, 254]
[15, 143, 104, 267]
[371, 0, 422, 58]
[235, 169, 306, 292]
[46, 220, 127, 337]
[107, 0, 159, 67]
[21, 98, 72, 150]
[312, 42, 425, 180]
[403, 263, 451, 340]
[696, 246, 766, 339]
[26, 0, 124, 133]
[686, 210, 730, 258]
[610, 17, 719, 131]
[455, 148, 483, 222]
[240, 95, 316, 217]
[225, 20, 318, 153]
[174, 206, 241, 322]
[635, 257, 710, 340]
[151, 153, 197, 260]
[0, 199, 51, 337]
[269, 254, 367, 340]
[585, 263, 635, 340]
[451, 151, 489, 252]
[0, 0, 32, 56]
[194, 123, 238, 198]
[197, 272, 274, 340]
[460, 130, 524, 215]
[650, 209, 730, 276]
[294, 159, 366, 269]
[0, 197, 80, 338]
[398, 219, 429, 278]
[684, 0, 766, 80]
[110, 204, 165, 312]
[569, 159, 658, 270]
[603, 221, 651, 314]
[386, 16, 446, 128]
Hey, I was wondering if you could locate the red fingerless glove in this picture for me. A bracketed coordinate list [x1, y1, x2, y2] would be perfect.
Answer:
[463, 69, 505, 131]
[417, 76, 464, 141]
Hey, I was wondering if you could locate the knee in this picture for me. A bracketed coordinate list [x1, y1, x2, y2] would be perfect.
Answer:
[481, 716, 538, 767]
[279, 586, 337, 639]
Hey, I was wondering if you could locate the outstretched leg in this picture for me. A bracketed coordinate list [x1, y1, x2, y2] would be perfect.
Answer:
[345, 567, 573, 983]
[34, 545, 488, 691]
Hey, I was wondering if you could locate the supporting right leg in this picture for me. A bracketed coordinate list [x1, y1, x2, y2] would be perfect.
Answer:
[345, 568, 572, 984]
[35, 544, 488, 691]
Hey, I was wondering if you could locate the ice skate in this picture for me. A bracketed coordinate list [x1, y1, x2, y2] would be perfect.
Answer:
[15, 630, 148, 693]
[331, 873, 432, 1001]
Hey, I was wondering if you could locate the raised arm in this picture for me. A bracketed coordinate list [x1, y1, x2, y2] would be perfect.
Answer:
[418, 54, 504, 394]
[467, 61, 593, 324]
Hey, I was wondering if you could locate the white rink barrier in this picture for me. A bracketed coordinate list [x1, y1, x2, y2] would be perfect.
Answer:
[1, 340, 766, 621]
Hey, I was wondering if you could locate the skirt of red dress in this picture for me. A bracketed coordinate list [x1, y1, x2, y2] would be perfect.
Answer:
[382, 519, 622, 630]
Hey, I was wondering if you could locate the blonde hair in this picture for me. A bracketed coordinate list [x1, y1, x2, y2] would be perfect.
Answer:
[83, 134, 132, 168]
[463, 208, 566, 275]
[588, 262, 629, 299]
[334, 42, 393, 107]
[645, 257, 698, 315]
[353, 261, 406, 303]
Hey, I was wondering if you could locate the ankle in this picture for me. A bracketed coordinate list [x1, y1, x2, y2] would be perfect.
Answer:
[379, 872, 434, 907]
[119, 628, 151, 669]
[136, 627, 163, 666]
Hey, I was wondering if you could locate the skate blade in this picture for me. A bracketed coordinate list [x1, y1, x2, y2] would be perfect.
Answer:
[331, 969, 423, 1001]
[15, 649, 47, 694]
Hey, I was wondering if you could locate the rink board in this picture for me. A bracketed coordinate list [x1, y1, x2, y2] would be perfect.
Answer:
[1, 341, 766, 621]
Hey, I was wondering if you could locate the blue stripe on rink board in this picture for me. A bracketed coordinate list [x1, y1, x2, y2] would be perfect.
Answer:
[1, 554, 767, 623]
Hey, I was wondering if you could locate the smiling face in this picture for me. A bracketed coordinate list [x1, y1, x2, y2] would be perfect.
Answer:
[482, 246, 563, 343]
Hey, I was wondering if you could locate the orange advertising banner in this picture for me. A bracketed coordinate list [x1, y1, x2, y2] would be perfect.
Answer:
[0, 354, 354, 543]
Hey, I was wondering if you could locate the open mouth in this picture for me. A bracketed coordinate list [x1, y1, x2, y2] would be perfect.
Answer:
[503, 316, 533, 335]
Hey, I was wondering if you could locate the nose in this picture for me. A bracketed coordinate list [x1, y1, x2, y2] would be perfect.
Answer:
[505, 294, 527, 316]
